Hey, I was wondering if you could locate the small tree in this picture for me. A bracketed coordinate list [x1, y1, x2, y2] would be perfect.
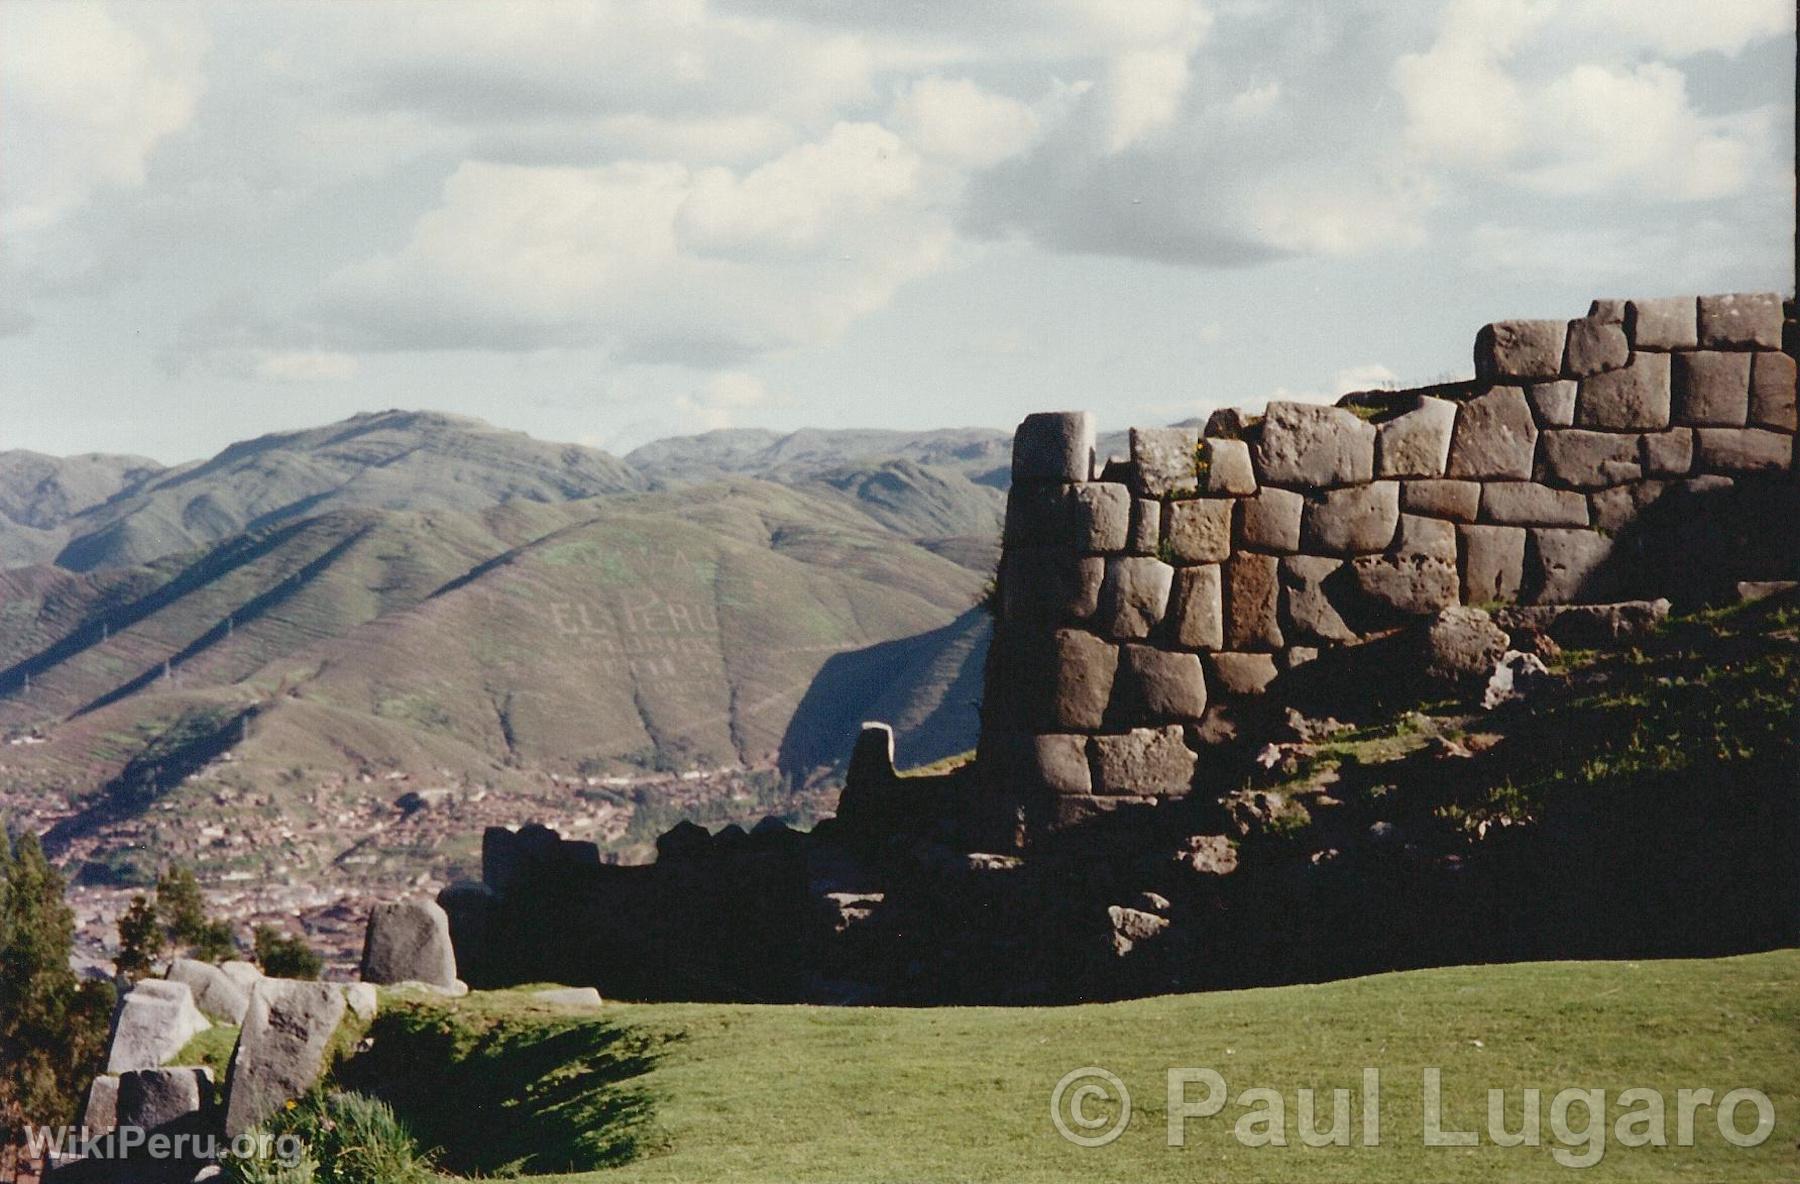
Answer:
[115, 894, 164, 983]
[253, 925, 322, 981]
[156, 864, 236, 962]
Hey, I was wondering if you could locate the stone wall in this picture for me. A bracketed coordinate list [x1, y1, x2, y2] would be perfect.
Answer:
[982, 292, 1798, 832]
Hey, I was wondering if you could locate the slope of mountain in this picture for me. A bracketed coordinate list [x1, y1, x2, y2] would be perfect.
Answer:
[0, 450, 167, 566]
[810, 459, 1004, 540]
[625, 426, 1012, 487]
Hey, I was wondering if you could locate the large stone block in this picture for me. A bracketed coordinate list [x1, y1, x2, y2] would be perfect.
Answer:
[84, 1074, 119, 1135]
[1698, 292, 1783, 349]
[1003, 482, 1071, 545]
[1480, 481, 1590, 526]
[1279, 555, 1357, 644]
[1045, 629, 1120, 729]
[1673, 351, 1751, 426]
[1640, 429, 1694, 477]
[1693, 428, 1794, 474]
[1129, 499, 1161, 554]
[1527, 529, 1615, 604]
[1446, 387, 1538, 479]
[1203, 437, 1257, 495]
[1626, 297, 1698, 350]
[167, 958, 250, 1025]
[1351, 553, 1459, 616]
[1110, 646, 1208, 722]
[106, 980, 211, 1074]
[1029, 734, 1092, 795]
[1749, 351, 1797, 431]
[117, 1066, 214, 1137]
[361, 899, 458, 988]
[1590, 481, 1668, 533]
[1575, 353, 1672, 430]
[1401, 479, 1481, 522]
[1002, 547, 1102, 625]
[1237, 486, 1304, 551]
[1302, 481, 1401, 554]
[1165, 498, 1233, 563]
[1170, 565, 1224, 650]
[1375, 395, 1457, 478]
[224, 979, 348, 1138]
[1526, 380, 1577, 427]
[1253, 402, 1375, 487]
[1476, 320, 1567, 382]
[1207, 652, 1279, 696]
[1588, 298, 1626, 324]
[1394, 513, 1457, 562]
[1069, 483, 1132, 552]
[1563, 317, 1629, 377]
[1131, 427, 1201, 496]
[1091, 726, 1197, 796]
[1538, 430, 1643, 489]
[1458, 525, 1526, 603]
[1098, 556, 1175, 638]
[1223, 552, 1282, 650]
[1013, 412, 1096, 483]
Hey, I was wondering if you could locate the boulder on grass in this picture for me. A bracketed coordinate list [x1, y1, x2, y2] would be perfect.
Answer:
[166, 958, 250, 1025]
[223, 979, 348, 1138]
[359, 899, 458, 988]
[106, 980, 211, 1074]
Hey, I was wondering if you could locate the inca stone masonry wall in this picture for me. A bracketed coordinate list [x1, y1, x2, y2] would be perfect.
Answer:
[981, 292, 1798, 831]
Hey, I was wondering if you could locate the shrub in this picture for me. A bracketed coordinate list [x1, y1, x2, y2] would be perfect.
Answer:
[222, 1090, 435, 1184]
[254, 925, 323, 980]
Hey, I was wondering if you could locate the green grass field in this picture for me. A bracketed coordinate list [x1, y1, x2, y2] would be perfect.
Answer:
[359, 950, 1799, 1184]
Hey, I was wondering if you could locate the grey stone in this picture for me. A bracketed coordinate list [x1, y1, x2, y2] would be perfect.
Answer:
[1003, 482, 1071, 545]
[1527, 380, 1577, 427]
[166, 959, 250, 1025]
[1174, 834, 1240, 876]
[1069, 483, 1132, 552]
[1013, 412, 1096, 483]
[1698, 292, 1783, 349]
[1107, 905, 1171, 956]
[1673, 351, 1751, 426]
[1640, 429, 1694, 477]
[1284, 646, 1320, 669]
[117, 1066, 213, 1136]
[1563, 317, 1629, 377]
[1418, 606, 1511, 683]
[341, 983, 379, 1022]
[1253, 401, 1375, 487]
[1237, 486, 1304, 551]
[1749, 351, 1797, 431]
[1481, 481, 1590, 525]
[1131, 426, 1201, 496]
[1207, 652, 1279, 696]
[1737, 580, 1799, 604]
[1528, 529, 1615, 604]
[1205, 407, 1253, 438]
[1538, 430, 1642, 489]
[532, 987, 605, 1008]
[1496, 600, 1671, 644]
[1303, 482, 1401, 554]
[1351, 553, 1459, 615]
[1374, 395, 1457, 478]
[1394, 513, 1458, 562]
[1279, 555, 1357, 644]
[223, 979, 348, 1138]
[1097, 557, 1175, 639]
[1092, 726, 1196, 796]
[360, 899, 458, 988]
[1588, 298, 1626, 324]
[219, 961, 263, 991]
[1170, 565, 1224, 650]
[83, 1074, 120, 1134]
[107, 980, 211, 1074]
[1458, 525, 1526, 604]
[1046, 629, 1119, 729]
[1627, 297, 1698, 350]
[1683, 475, 1735, 495]
[1590, 481, 1668, 533]
[1129, 498, 1161, 554]
[1029, 733, 1093, 794]
[1002, 547, 1102, 625]
[1476, 320, 1567, 382]
[1447, 387, 1538, 479]
[1224, 552, 1283, 650]
[1402, 479, 1481, 521]
[1165, 498, 1233, 563]
[1694, 428, 1793, 474]
[1203, 437, 1257, 495]
[1111, 646, 1208, 722]
[1576, 353, 1672, 430]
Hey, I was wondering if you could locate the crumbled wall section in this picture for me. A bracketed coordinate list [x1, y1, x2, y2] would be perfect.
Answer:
[981, 293, 1798, 830]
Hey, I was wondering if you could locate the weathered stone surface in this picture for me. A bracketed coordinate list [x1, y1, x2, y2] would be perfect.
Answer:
[1129, 498, 1161, 554]
[1170, 565, 1223, 650]
[1351, 553, 1459, 615]
[1528, 529, 1615, 604]
[117, 1067, 213, 1136]
[1673, 351, 1751, 426]
[1174, 833, 1240, 876]
[1237, 486, 1304, 551]
[1394, 513, 1458, 562]
[1576, 353, 1671, 430]
[220, 961, 263, 990]
[1028, 733, 1093, 794]
[1480, 481, 1590, 526]
[1013, 412, 1096, 483]
[1527, 380, 1577, 427]
[1590, 481, 1668, 533]
[1098, 557, 1174, 638]
[342, 983, 379, 1022]
[1458, 525, 1526, 604]
[1418, 606, 1511, 683]
[1003, 482, 1071, 545]
[1538, 430, 1642, 489]
[224, 979, 348, 1137]
[1402, 479, 1481, 521]
[1476, 320, 1566, 381]
[1111, 645, 1208, 722]
[1749, 351, 1797, 431]
[1223, 552, 1283, 649]
[1303, 481, 1400, 554]
[1069, 483, 1131, 552]
[1496, 599, 1672, 644]
[1203, 437, 1257, 495]
[1698, 292, 1783, 349]
[167, 958, 250, 1025]
[361, 899, 458, 987]
[107, 980, 210, 1074]
[1640, 429, 1694, 477]
[1107, 905, 1170, 956]
[1165, 498, 1233, 563]
[1627, 297, 1698, 350]
[1447, 387, 1538, 479]
[532, 987, 604, 1008]
[1374, 396, 1457, 479]
[1207, 652, 1279, 696]
[1092, 726, 1196, 795]
[1131, 427, 1201, 496]
[1588, 298, 1626, 324]
[1279, 555, 1356, 644]
[1045, 629, 1119, 729]
[1002, 547, 1102, 625]
[84, 1074, 120, 1134]
[1694, 427, 1793, 474]
[1563, 317, 1629, 377]
[1253, 402, 1375, 487]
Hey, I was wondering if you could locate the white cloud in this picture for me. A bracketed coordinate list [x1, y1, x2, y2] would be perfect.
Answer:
[254, 351, 360, 383]
[675, 370, 784, 429]
[890, 77, 1041, 168]
[1335, 364, 1400, 393]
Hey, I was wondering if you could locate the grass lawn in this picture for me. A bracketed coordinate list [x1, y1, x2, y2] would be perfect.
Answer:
[387, 949, 1799, 1184]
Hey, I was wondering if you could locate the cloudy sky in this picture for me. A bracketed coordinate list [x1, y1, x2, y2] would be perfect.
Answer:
[3, 0, 1793, 463]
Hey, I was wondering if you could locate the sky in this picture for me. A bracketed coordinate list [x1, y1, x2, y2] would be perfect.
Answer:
[1, 0, 1794, 465]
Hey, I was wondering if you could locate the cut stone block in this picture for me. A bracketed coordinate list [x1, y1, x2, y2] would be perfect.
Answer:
[1375, 395, 1457, 478]
[1129, 499, 1161, 554]
[1673, 351, 1752, 426]
[1538, 430, 1643, 489]
[107, 980, 211, 1074]
[1480, 481, 1590, 526]
[167, 958, 250, 1025]
[1749, 351, 1797, 431]
[1496, 600, 1672, 644]
[1640, 429, 1694, 477]
[1170, 565, 1224, 650]
[1207, 652, 1279, 696]
[1003, 483, 1071, 545]
[1002, 548, 1102, 626]
[1237, 486, 1304, 551]
[1223, 552, 1283, 650]
[1576, 353, 1672, 430]
[1394, 513, 1457, 562]
[1626, 297, 1698, 350]
[1013, 412, 1096, 483]
[1131, 426, 1201, 496]
[1204, 438, 1258, 495]
[1526, 380, 1577, 427]
[1070, 483, 1132, 552]
[84, 1074, 119, 1135]
[1030, 734, 1092, 795]
[1302, 481, 1401, 554]
[1401, 479, 1481, 522]
[1588, 298, 1626, 324]
[1446, 387, 1538, 479]
[1693, 428, 1794, 474]
[1352, 553, 1459, 616]
[1043, 629, 1120, 730]
[1458, 524, 1526, 604]
[1253, 401, 1375, 487]
[1528, 529, 1615, 604]
[1563, 317, 1629, 377]
[1097, 557, 1175, 639]
[1110, 645, 1208, 722]
[1279, 555, 1357, 644]
[1698, 292, 1783, 349]
[117, 1066, 214, 1137]
[1165, 498, 1233, 563]
[224, 979, 348, 1138]
[1590, 481, 1668, 533]
[1092, 726, 1197, 796]
[361, 899, 458, 988]
[1476, 320, 1567, 382]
